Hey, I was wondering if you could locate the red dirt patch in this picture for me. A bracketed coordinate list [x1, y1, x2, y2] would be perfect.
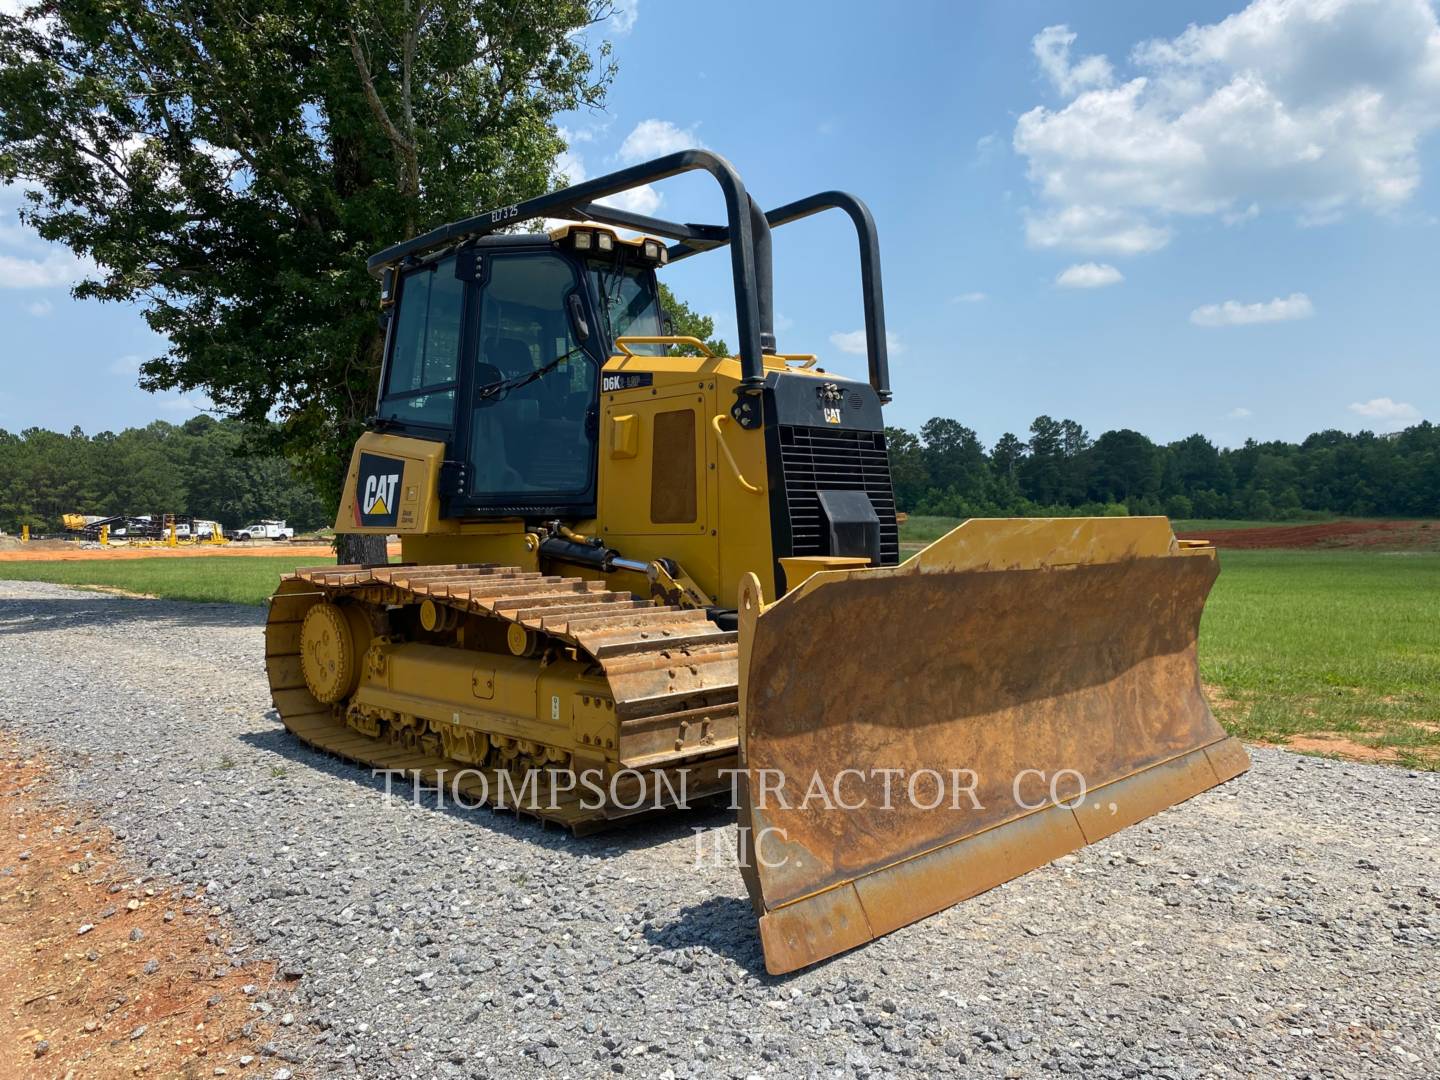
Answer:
[1255, 733, 1402, 765]
[1176, 520, 1438, 550]
[0, 750, 292, 1078]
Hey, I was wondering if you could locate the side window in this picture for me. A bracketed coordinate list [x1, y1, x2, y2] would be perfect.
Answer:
[381, 257, 463, 426]
[591, 265, 664, 355]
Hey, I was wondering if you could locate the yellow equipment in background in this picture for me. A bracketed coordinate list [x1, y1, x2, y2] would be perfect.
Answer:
[265, 151, 1247, 973]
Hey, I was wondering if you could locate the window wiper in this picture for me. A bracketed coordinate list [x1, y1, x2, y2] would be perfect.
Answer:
[596, 248, 630, 342]
[475, 345, 585, 403]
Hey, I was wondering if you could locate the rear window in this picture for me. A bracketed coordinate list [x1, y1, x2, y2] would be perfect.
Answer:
[381, 257, 463, 426]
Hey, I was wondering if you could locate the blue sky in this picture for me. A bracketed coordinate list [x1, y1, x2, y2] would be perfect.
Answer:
[3, 0, 1438, 449]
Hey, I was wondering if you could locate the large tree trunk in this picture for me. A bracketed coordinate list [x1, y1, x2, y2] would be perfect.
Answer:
[336, 531, 389, 566]
[331, 320, 389, 567]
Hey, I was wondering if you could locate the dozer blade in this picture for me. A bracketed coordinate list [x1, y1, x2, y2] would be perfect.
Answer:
[734, 517, 1249, 975]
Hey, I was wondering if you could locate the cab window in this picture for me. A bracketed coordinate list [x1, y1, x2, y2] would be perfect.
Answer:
[591, 263, 663, 355]
[466, 253, 596, 498]
[380, 257, 462, 427]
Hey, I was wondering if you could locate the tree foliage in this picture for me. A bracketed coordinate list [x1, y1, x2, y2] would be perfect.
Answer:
[887, 418, 1440, 520]
[657, 282, 729, 356]
[8, 413, 1436, 535]
[0, 0, 615, 516]
[0, 416, 327, 533]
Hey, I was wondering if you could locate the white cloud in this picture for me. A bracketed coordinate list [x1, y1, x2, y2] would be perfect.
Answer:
[1348, 396, 1420, 423]
[1014, 1, 1440, 254]
[1032, 24, 1115, 96]
[597, 184, 661, 217]
[1, 182, 95, 288]
[951, 291, 988, 303]
[549, 137, 662, 230]
[0, 0, 52, 32]
[618, 119, 704, 163]
[0, 249, 89, 288]
[1056, 262, 1124, 288]
[109, 354, 144, 377]
[1190, 292, 1314, 327]
[555, 145, 587, 186]
[609, 0, 639, 35]
[1024, 204, 1171, 254]
[829, 329, 905, 356]
[156, 394, 212, 414]
[25, 297, 52, 317]
[1223, 202, 1260, 226]
[1227, 406, 1253, 419]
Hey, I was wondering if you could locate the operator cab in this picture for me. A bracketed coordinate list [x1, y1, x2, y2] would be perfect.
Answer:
[375, 226, 668, 517]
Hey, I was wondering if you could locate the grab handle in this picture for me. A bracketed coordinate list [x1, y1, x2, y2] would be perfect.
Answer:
[712, 415, 763, 494]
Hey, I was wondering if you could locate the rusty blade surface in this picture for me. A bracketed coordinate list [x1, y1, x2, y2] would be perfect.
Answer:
[735, 517, 1249, 974]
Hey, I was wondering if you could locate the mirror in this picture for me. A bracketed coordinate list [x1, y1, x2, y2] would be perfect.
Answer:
[566, 291, 591, 344]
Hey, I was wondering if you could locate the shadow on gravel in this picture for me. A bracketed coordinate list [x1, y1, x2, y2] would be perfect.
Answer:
[243, 720, 772, 973]
[238, 723, 738, 861]
[642, 895, 775, 978]
[0, 595, 265, 634]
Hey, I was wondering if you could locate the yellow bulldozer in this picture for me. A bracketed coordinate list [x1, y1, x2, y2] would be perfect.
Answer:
[266, 151, 1248, 974]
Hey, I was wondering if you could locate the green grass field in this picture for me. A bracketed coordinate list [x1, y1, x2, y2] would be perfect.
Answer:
[1, 544, 1436, 768]
[0, 556, 321, 605]
[899, 515, 1296, 546]
[899, 515, 966, 544]
[1200, 549, 1440, 768]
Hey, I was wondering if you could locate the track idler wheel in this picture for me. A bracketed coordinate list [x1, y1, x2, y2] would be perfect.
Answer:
[300, 601, 368, 704]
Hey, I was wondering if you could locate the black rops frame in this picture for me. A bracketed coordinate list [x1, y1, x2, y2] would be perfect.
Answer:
[367, 150, 891, 429]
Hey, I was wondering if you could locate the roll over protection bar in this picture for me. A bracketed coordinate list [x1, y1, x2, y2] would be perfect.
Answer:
[365, 150, 891, 416]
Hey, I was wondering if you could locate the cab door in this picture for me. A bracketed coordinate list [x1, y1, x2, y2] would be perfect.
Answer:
[451, 250, 603, 516]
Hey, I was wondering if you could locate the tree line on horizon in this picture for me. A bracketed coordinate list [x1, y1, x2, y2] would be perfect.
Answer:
[0, 416, 327, 535]
[4, 411, 1436, 536]
[886, 416, 1440, 521]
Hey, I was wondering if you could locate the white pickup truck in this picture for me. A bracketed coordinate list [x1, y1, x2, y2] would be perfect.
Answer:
[233, 519, 295, 541]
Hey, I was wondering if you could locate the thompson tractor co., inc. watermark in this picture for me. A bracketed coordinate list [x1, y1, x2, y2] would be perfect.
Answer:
[369, 765, 1104, 815]
[370, 765, 1113, 870]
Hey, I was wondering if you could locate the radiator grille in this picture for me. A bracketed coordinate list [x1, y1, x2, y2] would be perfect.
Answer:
[776, 426, 899, 565]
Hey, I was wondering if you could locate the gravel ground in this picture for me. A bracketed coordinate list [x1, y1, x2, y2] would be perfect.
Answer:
[1, 578, 1437, 1080]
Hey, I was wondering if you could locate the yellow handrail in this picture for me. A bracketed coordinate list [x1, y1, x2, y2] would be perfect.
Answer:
[712, 415, 763, 494]
[613, 335, 715, 358]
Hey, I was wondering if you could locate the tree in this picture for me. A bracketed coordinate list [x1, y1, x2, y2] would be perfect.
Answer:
[1167, 434, 1227, 495]
[0, 0, 615, 560]
[1060, 419, 1090, 457]
[1021, 415, 1065, 503]
[991, 432, 1026, 482]
[885, 426, 928, 511]
[1058, 418, 1091, 502]
[0, 419, 330, 535]
[657, 283, 729, 356]
[919, 417, 988, 500]
[1088, 429, 1160, 506]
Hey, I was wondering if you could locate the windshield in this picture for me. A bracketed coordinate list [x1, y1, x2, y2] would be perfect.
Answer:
[590, 262, 663, 355]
